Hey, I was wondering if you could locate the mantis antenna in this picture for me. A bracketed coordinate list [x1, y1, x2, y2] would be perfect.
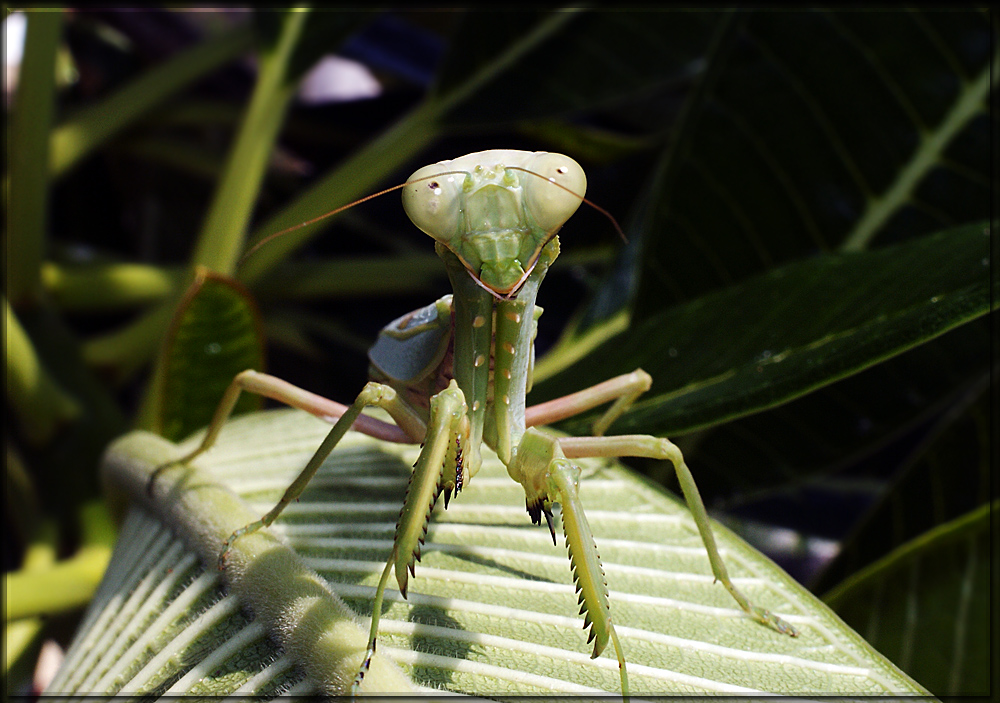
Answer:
[237, 163, 627, 270]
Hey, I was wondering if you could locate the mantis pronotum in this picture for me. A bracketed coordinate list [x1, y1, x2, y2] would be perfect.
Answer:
[153, 150, 796, 696]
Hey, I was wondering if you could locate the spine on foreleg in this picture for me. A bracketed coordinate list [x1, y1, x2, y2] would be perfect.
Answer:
[548, 461, 613, 658]
[391, 381, 468, 597]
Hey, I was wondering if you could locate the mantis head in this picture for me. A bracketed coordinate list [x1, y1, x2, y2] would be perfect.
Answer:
[402, 150, 587, 297]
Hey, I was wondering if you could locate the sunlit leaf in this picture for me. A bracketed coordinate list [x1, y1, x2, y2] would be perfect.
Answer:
[63, 410, 930, 696]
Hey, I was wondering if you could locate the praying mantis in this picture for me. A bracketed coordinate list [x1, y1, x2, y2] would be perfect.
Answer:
[153, 149, 797, 696]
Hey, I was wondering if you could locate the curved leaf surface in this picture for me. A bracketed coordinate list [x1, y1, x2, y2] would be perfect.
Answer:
[57, 409, 931, 696]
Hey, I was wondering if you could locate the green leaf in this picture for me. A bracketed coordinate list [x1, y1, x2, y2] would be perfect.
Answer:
[72, 410, 929, 696]
[3, 295, 81, 445]
[823, 501, 994, 697]
[191, 9, 311, 276]
[628, 10, 993, 319]
[811, 378, 992, 594]
[439, 10, 722, 126]
[156, 269, 265, 442]
[6, 9, 61, 306]
[535, 222, 993, 439]
[49, 24, 255, 178]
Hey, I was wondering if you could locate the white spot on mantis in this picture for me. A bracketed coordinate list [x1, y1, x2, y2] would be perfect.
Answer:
[930, 296, 940, 303]
[503, 369, 511, 380]
[504, 311, 521, 323]
[503, 394, 510, 406]
[503, 342, 515, 355]
[472, 400, 480, 411]
[474, 354, 485, 368]
[473, 316, 486, 328]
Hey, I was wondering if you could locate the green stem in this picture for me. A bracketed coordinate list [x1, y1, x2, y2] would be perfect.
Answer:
[42, 262, 185, 312]
[3, 502, 115, 622]
[6, 9, 62, 307]
[839, 49, 998, 253]
[191, 9, 310, 276]
[3, 520, 58, 677]
[49, 24, 254, 179]
[4, 296, 81, 445]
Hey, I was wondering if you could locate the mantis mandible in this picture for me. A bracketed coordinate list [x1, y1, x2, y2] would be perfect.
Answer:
[153, 149, 797, 696]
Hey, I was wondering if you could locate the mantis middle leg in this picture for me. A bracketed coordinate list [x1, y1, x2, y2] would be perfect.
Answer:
[558, 433, 798, 637]
[522, 370, 797, 637]
[148, 369, 428, 567]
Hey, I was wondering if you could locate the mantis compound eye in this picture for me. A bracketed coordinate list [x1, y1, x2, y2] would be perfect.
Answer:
[521, 152, 587, 234]
[401, 162, 466, 241]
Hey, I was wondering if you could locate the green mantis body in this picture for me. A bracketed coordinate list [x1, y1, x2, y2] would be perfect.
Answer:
[156, 150, 796, 696]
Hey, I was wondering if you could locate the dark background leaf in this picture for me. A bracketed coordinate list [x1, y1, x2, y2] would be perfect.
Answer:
[534, 222, 992, 438]
[812, 378, 992, 594]
[438, 10, 722, 126]
[626, 10, 992, 320]
[823, 502, 993, 696]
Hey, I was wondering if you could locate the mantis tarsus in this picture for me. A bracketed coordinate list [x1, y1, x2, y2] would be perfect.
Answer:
[153, 149, 797, 696]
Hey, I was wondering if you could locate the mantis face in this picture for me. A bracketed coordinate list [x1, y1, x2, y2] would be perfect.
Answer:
[402, 150, 587, 297]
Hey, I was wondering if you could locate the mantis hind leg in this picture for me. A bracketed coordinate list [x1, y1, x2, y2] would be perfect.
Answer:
[352, 380, 469, 695]
[525, 369, 652, 437]
[559, 434, 798, 637]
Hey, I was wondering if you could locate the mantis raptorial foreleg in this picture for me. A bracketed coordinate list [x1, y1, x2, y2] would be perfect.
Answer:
[353, 380, 470, 692]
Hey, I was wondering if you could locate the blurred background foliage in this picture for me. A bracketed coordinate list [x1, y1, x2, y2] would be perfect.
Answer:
[3, 8, 995, 697]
